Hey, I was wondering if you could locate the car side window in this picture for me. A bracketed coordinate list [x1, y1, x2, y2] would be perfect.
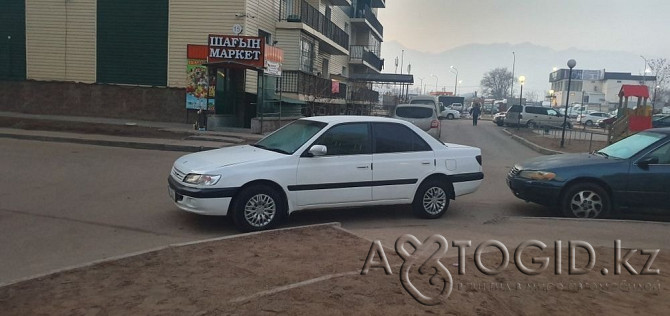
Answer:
[509, 105, 522, 112]
[313, 123, 370, 156]
[373, 123, 431, 154]
[547, 109, 558, 116]
[646, 142, 670, 164]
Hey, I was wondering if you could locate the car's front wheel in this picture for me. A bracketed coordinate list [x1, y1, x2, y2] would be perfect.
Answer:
[232, 184, 284, 232]
[412, 180, 450, 219]
[447, 113, 455, 120]
[561, 183, 610, 219]
[585, 120, 593, 126]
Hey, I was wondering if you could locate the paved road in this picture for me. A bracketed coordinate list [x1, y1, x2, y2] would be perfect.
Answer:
[1, 120, 669, 284]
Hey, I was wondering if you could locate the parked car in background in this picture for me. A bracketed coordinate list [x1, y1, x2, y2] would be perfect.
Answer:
[576, 112, 611, 126]
[393, 103, 441, 139]
[507, 128, 670, 219]
[493, 111, 506, 126]
[168, 116, 483, 231]
[597, 116, 617, 128]
[505, 105, 571, 128]
[438, 103, 461, 120]
[449, 103, 465, 112]
[652, 115, 670, 128]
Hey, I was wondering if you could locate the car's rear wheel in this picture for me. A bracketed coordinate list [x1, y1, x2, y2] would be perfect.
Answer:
[526, 121, 537, 129]
[561, 183, 610, 219]
[232, 185, 284, 232]
[585, 120, 593, 126]
[412, 180, 450, 219]
[447, 113, 455, 120]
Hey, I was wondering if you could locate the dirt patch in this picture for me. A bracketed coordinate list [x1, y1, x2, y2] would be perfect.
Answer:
[1, 226, 668, 315]
[0, 117, 195, 140]
[508, 128, 608, 153]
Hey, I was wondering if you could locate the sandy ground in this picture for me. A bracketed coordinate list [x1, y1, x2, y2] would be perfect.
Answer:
[0, 224, 667, 315]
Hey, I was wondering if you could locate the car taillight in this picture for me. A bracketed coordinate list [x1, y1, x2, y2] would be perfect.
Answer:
[431, 120, 439, 128]
[476, 155, 482, 166]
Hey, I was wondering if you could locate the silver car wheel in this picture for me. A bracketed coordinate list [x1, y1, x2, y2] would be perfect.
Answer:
[569, 190, 603, 218]
[243, 193, 276, 228]
[423, 187, 447, 215]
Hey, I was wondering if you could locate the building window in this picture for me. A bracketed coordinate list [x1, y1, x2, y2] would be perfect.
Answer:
[258, 29, 272, 44]
[617, 80, 622, 83]
[342, 66, 347, 77]
[300, 37, 315, 73]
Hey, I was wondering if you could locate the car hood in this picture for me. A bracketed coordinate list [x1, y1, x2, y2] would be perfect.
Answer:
[517, 153, 618, 170]
[174, 145, 286, 172]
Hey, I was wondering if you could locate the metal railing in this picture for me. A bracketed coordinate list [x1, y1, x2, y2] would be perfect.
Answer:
[351, 5, 384, 36]
[279, 0, 350, 50]
[519, 122, 609, 153]
[351, 87, 380, 103]
[279, 70, 347, 99]
[349, 45, 383, 71]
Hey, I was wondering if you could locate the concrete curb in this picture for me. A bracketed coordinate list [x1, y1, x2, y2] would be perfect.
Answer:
[0, 132, 220, 152]
[0, 222, 344, 288]
[502, 128, 565, 155]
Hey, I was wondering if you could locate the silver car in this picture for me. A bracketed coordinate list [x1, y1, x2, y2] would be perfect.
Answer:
[393, 103, 441, 140]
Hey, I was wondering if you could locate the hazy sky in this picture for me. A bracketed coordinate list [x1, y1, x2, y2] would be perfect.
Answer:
[378, 0, 670, 56]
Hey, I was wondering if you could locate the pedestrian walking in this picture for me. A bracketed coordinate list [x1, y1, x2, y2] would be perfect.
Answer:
[470, 102, 482, 126]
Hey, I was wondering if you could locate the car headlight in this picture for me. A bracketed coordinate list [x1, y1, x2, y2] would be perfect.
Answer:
[183, 174, 221, 185]
[519, 170, 556, 181]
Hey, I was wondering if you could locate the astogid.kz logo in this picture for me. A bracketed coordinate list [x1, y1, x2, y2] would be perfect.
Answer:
[360, 234, 661, 306]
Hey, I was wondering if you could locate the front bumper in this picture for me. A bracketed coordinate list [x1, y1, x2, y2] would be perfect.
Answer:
[506, 175, 562, 206]
[167, 176, 238, 216]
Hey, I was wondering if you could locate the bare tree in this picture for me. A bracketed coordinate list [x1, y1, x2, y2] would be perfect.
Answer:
[480, 68, 513, 99]
[648, 58, 670, 106]
[525, 90, 540, 103]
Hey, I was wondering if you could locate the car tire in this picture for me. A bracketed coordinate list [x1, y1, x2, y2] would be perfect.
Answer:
[526, 121, 537, 129]
[447, 113, 455, 120]
[412, 180, 450, 219]
[561, 183, 610, 219]
[232, 184, 284, 232]
[496, 120, 504, 126]
[585, 120, 593, 126]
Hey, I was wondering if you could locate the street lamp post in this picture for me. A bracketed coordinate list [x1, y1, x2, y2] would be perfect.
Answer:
[561, 59, 577, 148]
[511, 52, 516, 100]
[517, 76, 525, 130]
[450, 66, 459, 95]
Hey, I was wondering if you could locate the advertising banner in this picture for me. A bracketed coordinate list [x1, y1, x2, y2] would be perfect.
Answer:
[186, 59, 215, 110]
[264, 46, 284, 77]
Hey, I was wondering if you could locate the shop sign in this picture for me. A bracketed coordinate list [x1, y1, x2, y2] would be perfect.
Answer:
[208, 35, 265, 68]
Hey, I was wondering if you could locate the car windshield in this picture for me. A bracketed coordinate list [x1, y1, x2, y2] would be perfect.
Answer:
[596, 131, 665, 159]
[254, 120, 327, 155]
[396, 106, 434, 119]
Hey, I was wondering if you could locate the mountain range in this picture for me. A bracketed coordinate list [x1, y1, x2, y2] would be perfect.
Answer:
[379, 41, 657, 100]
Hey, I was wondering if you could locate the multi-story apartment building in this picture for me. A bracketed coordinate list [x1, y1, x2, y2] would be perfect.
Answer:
[0, 0, 407, 131]
[549, 69, 657, 110]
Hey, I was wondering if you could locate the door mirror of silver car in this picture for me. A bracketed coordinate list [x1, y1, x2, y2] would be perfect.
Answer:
[308, 145, 327, 157]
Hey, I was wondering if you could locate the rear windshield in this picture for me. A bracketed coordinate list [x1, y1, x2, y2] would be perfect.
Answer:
[396, 106, 434, 119]
[409, 100, 436, 106]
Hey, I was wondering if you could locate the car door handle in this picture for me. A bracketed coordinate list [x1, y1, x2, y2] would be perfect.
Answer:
[421, 162, 431, 165]
[357, 165, 370, 169]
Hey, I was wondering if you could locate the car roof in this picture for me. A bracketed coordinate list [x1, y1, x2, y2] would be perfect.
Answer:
[299, 115, 414, 125]
[648, 127, 670, 135]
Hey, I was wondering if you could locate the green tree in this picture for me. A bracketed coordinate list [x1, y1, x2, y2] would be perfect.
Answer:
[480, 68, 513, 99]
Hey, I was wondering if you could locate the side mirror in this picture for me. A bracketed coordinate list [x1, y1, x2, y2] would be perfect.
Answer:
[637, 156, 659, 169]
[308, 145, 327, 157]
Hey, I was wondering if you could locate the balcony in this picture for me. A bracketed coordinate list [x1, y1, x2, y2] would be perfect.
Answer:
[279, 0, 349, 55]
[349, 45, 383, 72]
[329, 0, 352, 6]
[370, 0, 385, 8]
[351, 87, 380, 103]
[349, 5, 383, 38]
[279, 70, 347, 100]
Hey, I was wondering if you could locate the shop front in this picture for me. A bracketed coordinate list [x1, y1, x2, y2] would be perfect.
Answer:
[185, 35, 285, 130]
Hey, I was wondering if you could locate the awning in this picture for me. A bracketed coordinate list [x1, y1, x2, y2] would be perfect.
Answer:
[349, 73, 414, 84]
[202, 61, 263, 71]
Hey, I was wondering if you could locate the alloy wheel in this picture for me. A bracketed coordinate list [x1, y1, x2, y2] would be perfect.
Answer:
[243, 193, 277, 227]
[423, 187, 447, 215]
[568, 190, 603, 218]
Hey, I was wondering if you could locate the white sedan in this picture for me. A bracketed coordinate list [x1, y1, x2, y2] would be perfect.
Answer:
[168, 116, 483, 231]
[576, 111, 611, 126]
[440, 108, 462, 120]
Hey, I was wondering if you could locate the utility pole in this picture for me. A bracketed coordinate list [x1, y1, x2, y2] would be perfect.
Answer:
[511, 51, 516, 100]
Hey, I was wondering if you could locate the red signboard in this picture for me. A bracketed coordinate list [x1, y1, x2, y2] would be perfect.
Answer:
[207, 34, 265, 68]
[187, 44, 208, 60]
